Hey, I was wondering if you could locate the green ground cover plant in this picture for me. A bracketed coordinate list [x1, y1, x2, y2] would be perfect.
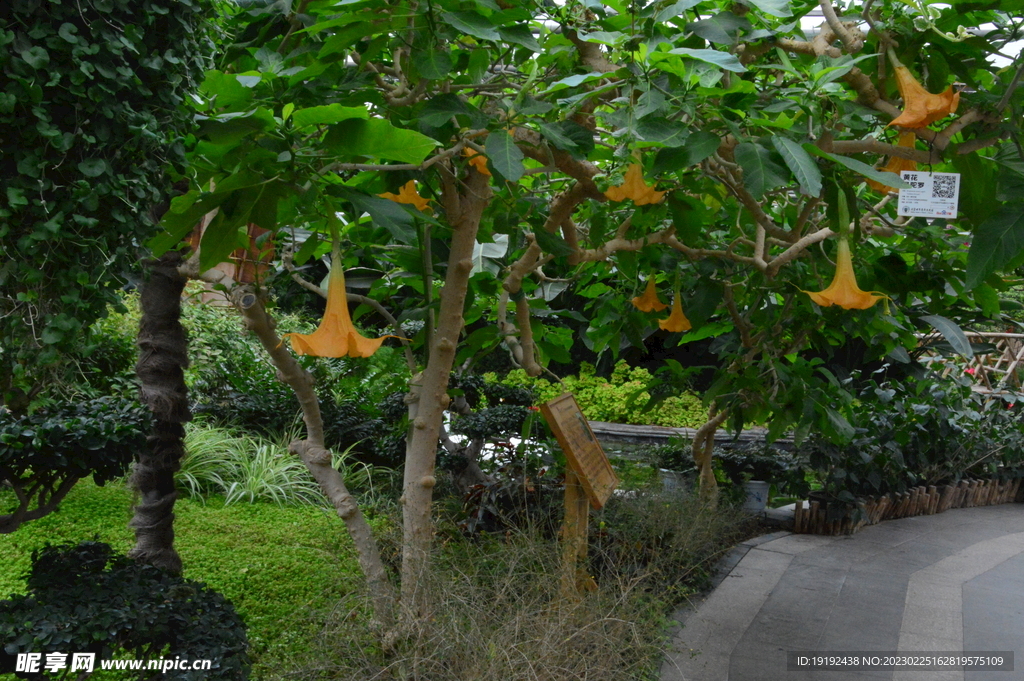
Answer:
[0, 478, 373, 678]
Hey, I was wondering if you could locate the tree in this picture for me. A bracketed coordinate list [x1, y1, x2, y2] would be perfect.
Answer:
[154, 0, 1024, 631]
[0, 0, 216, 533]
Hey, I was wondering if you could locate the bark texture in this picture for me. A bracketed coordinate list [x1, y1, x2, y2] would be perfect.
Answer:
[129, 252, 190, 573]
[228, 287, 397, 624]
[400, 167, 491, 619]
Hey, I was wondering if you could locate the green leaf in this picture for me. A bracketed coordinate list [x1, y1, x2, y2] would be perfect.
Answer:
[966, 205, 1024, 289]
[656, 0, 702, 23]
[825, 407, 855, 443]
[290, 104, 368, 129]
[416, 49, 453, 80]
[20, 46, 49, 69]
[973, 283, 1000, 317]
[542, 72, 605, 94]
[418, 93, 481, 127]
[199, 71, 255, 110]
[484, 130, 525, 182]
[741, 0, 792, 17]
[58, 23, 79, 43]
[734, 142, 786, 198]
[921, 314, 973, 359]
[498, 25, 541, 52]
[534, 228, 574, 257]
[440, 11, 500, 41]
[805, 146, 910, 189]
[772, 137, 822, 197]
[77, 159, 108, 178]
[635, 118, 689, 147]
[685, 12, 750, 45]
[666, 47, 747, 72]
[317, 22, 375, 58]
[539, 122, 580, 153]
[337, 189, 417, 244]
[324, 118, 437, 164]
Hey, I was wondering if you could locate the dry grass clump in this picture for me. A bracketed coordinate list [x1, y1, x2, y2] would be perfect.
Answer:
[272, 488, 754, 681]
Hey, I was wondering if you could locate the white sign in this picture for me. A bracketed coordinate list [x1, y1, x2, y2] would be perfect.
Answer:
[897, 171, 960, 219]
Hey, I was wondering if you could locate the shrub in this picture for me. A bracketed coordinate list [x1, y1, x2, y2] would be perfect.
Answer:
[283, 489, 753, 681]
[493, 360, 707, 427]
[0, 542, 249, 680]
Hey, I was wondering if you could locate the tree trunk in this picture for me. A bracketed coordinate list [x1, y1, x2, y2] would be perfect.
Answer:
[399, 168, 491, 620]
[226, 287, 397, 626]
[691, 407, 729, 508]
[129, 252, 190, 573]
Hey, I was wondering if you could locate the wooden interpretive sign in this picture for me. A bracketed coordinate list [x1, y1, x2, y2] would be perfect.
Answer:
[540, 393, 618, 598]
[541, 393, 619, 510]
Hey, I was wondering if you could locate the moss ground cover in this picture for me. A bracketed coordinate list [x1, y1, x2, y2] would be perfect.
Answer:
[0, 478, 369, 678]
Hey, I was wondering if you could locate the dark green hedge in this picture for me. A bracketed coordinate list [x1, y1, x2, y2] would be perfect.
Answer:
[0, 0, 215, 406]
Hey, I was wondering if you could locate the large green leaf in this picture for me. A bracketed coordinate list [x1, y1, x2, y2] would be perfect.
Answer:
[440, 11, 499, 41]
[485, 130, 525, 182]
[198, 186, 265, 272]
[772, 137, 822, 197]
[290, 104, 368, 129]
[920, 315, 973, 359]
[965, 205, 1024, 289]
[415, 49, 453, 80]
[742, 0, 792, 17]
[805, 145, 910, 190]
[685, 12, 750, 45]
[652, 131, 720, 173]
[337, 188, 417, 244]
[635, 118, 689, 147]
[734, 142, 787, 198]
[666, 47, 746, 72]
[324, 118, 437, 164]
[498, 25, 541, 52]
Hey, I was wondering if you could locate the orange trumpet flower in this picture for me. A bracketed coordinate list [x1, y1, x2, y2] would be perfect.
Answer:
[632, 278, 669, 312]
[888, 65, 959, 129]
[604, 164, 666, 205]
[658, 294, 691, 332]
[378, 180, 431, 212]
[803, 238, 885, 310]
[463, 147, 491, 176]
[281, 254, 402, 358]
[867, 132, 918, 194]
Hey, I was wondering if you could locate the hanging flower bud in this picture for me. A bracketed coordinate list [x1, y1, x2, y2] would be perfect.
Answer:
[658, 294, 691, 332]
[632, 278, 669, 312]
[463, 147, 491, 176]
[282, 253, 403, 358]
[867, 132, 918, 194]
[888, 65, 959, 129]
[803, 238, 886, 310]
[379, 180, 431, 212]
[604, 164, 666, 205]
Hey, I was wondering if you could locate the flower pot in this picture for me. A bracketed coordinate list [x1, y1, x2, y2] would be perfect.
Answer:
[742, 480, 770, 512]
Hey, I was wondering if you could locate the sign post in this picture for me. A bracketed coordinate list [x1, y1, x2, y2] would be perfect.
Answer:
[540, 393, 619, 598]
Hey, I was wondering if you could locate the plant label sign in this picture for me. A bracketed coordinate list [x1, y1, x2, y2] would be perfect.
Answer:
[541, 393, 619, 510]
[897, 171, 960, 219]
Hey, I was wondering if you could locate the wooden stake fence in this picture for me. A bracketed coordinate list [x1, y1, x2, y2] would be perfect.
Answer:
[793, 478, 1022, 536]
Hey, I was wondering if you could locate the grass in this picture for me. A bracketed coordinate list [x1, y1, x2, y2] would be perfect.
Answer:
[1, 468, 756, 681]
[0, 477, 379, 679]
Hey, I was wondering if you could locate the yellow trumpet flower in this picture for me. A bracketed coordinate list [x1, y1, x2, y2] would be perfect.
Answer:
[378, 180, 431, 212]
[281, 254, 402, 358]
[888, 65, 959, 129]
[867, 132, 918, 194]
[658, 294, 691, 332]
[604, 164, 666, 205]
[632, 278, 669, 312]
[463, 147, 491, 176]
[803, 238, 885, 310]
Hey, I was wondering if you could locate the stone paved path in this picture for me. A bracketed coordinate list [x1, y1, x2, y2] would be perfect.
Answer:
[660, 504, 1024, 681]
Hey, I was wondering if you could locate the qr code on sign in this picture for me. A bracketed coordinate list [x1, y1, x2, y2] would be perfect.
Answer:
[932, 175, 957, 199]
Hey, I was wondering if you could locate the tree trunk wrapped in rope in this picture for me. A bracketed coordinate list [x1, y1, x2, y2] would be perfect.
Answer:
[129, 252, 190, 573]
